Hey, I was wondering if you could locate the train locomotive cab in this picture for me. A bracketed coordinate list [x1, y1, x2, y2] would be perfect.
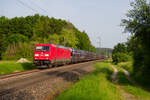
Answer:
[33, 44, 72, 68]
[33, 44, 55, 68]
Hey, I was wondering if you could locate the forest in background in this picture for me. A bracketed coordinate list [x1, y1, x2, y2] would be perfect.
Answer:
[96, 48, 112, 57]
[0, 14, 96, 60]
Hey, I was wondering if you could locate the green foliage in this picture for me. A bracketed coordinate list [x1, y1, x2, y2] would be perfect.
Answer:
[55, 62, 124, 100]
[2, 42, 34, 60]
[117, 68, 150, 99]
[48, 34, 60, 44]
[1, 34, 28, 53]
[113, 43, 127, 54]
[0, 61, 35, 74]
[0, 14, 96, 60]
[75, 30, 96, 52]
[59, 28, 78, 48]
[117, 61, 133, 73]
[122, 0, 150, 85]
[112, 53, 131, 64]
[112, 43, 131, 64]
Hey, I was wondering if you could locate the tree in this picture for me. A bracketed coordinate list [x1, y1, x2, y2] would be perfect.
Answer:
[0, 14, 96, 60]
[1, 34, 28, 53]
[112, 43, 130, 64]
[113, 43, 127, 54]
[122, 0, 150, 84]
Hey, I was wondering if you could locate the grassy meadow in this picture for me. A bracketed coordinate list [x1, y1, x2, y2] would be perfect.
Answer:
[54, 61, 124, 100]
[0, 61, 35, 74]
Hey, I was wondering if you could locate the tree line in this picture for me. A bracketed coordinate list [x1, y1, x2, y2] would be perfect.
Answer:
[112, 0, 150, 87]
[0, 14, 96, 60]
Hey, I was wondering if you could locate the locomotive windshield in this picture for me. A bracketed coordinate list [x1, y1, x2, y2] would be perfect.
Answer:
[36, 46, 49, 51]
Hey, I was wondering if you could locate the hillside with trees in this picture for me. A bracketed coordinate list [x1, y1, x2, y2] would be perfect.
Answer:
[0, 14, 96, 60]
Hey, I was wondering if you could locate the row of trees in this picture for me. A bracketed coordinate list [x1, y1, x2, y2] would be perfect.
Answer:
[0, 14, 96, 60]
[113, 0, 150, 86]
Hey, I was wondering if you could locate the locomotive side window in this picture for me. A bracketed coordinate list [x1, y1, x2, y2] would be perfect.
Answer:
[36, 46, 49, 51]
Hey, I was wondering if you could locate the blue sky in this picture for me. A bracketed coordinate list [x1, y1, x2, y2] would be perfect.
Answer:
[0, 0, 132, 48]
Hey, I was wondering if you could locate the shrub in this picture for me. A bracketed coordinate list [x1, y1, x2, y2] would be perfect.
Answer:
[112, 53, 131, 64]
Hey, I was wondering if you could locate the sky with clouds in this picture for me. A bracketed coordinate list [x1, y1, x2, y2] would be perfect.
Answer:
[0, 0, 132, 48]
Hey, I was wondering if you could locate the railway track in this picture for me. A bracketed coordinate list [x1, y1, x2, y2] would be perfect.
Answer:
[0, 69, 40, 79]
[0, 60, 102, 80]
[0, 60, 102, 99]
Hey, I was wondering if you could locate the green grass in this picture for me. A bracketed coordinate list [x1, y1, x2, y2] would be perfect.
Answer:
[54, 61, 124, 100]
[0, 61, 36, 74]
[117, 67, 150, 99]
[117, 61, 133, 73]
[116, 61, 150, 99]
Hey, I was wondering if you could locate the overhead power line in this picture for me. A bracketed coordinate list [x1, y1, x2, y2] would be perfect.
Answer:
[16, 0, 38, 13]
[29, 0, 47, 13]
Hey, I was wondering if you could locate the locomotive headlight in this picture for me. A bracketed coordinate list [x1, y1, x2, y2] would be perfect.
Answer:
[45, 54, 49, 56]
[35, 54, 39, 56]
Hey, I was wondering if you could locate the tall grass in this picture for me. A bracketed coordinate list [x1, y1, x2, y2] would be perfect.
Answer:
[54, 62, 124, 100]
[117, 66, 150, 99]
[0, 61, 35, 74]
[117, 61, 150, 93]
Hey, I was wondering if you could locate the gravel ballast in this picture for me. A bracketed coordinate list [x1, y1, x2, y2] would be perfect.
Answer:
[0, 61, 97, 100]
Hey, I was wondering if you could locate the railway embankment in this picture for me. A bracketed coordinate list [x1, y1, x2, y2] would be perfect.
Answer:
[1, 60, 150, 100]
[0, 60, 96, 100]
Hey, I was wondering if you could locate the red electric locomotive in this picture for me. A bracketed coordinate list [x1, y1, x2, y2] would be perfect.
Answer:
[33, 43, 101, 68]
[33, 43, 71, 68]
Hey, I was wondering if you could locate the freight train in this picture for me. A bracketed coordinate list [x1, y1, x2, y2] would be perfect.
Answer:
[33, 43, 100, 68]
